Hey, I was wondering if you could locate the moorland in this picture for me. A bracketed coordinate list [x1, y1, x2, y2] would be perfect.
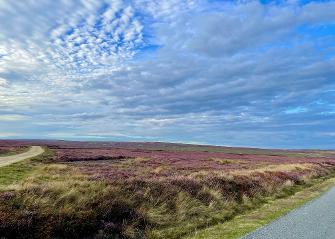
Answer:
[1, 140, 335, 239]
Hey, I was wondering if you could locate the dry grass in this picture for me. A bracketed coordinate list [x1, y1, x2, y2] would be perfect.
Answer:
[231, 163, 314, 175]
[184, 176, 335, 239]
[1, 143, 335, 239]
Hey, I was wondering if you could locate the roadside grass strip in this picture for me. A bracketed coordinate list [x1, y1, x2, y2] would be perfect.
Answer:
[184, 176, 335, 239]
[0, 148, 51, 188]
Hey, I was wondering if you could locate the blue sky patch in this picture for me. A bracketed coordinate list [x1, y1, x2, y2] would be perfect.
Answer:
[0, 0, 334, 148]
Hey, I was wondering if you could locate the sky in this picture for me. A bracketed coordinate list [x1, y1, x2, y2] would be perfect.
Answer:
[0, 0, 335, 149]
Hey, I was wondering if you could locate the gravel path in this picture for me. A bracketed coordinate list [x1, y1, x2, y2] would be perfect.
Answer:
[242, 186, 335, 239]
[0, 146, 44, 167]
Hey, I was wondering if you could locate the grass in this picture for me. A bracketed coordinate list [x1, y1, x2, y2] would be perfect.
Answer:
[0, 163, 147, 238]
[211, 158, 245, 165]
[0, 161, 34, 187]
[1, 144, 335, 238]
[0, 147, 53, 188]
[230, 163, 314, 176]
[184, 175, 335, 239]
[1, 163, 334, 238]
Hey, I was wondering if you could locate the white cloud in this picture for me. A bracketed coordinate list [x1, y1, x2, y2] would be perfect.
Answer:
[0, 77, 6, 86]
[0, 0, 334, 148]
[0, 114, 29, 121]
[0, 132, 18, 138]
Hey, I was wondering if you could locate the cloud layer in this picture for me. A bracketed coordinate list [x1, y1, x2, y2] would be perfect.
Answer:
[0, 0, 335, 148]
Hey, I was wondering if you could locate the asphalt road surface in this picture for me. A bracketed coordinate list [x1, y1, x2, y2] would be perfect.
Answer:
[242, 186, 335, 239]
[0, 146, 44, 167]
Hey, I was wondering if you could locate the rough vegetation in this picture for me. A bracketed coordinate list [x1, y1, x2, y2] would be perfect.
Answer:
[0, 143, 28, 156]
[1, 140, 335, 239]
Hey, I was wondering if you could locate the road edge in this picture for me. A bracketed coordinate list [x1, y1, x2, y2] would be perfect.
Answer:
[184, 175, 335, 239]
[0, 146, 45, 168]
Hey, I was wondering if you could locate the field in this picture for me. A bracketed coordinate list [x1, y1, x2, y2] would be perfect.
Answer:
[1, 140, 335, 239]
[0, 142, 28, 156]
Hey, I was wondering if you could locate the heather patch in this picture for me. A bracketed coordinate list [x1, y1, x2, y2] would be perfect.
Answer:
[1, 141, 335, 238]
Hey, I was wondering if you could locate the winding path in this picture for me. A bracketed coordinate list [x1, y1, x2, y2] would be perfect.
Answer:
[0, 146, 44, 167]
[242, 186, 335, 239]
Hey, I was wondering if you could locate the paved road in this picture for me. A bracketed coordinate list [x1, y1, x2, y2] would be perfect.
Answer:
[0, 146, 44, 167]
[242, 186, 335, 239]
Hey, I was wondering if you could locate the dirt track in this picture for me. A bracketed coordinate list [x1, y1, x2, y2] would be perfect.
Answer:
[0, 146, 44, 167]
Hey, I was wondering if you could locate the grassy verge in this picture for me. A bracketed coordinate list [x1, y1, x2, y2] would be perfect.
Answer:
[184, 175, 335, 239]
[0, 147, 52, 188]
